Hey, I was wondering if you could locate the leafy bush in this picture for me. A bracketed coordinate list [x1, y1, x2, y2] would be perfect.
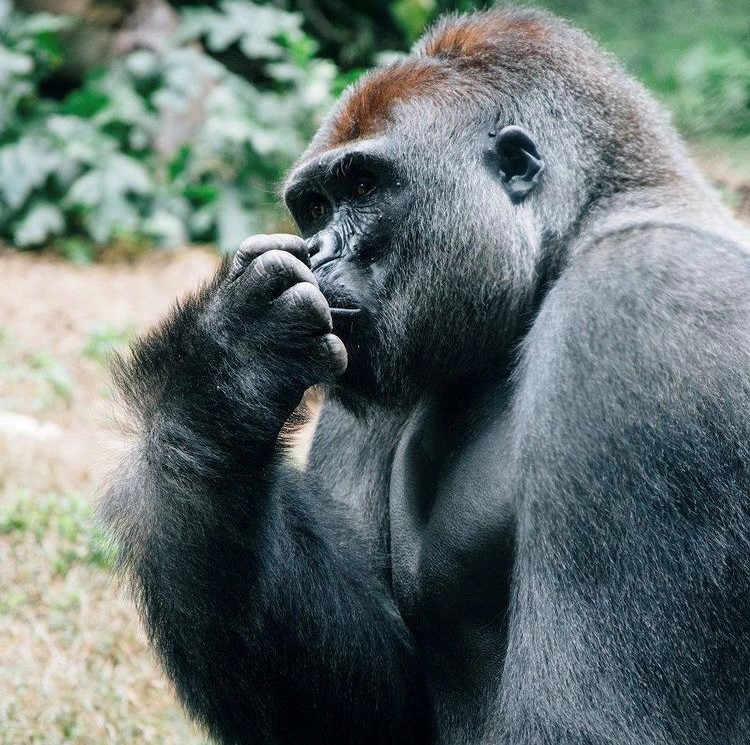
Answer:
[0, 0, 335, 257]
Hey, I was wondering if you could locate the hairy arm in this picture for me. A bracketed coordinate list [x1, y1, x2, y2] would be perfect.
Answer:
[502, 229, 750, 744]
[102, 237, 430, 745]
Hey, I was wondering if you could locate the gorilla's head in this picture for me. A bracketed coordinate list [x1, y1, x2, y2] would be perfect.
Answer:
[283, 9, 685, 407]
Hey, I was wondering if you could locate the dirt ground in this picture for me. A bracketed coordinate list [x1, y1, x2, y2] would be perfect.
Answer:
[0, 247, 220, 744]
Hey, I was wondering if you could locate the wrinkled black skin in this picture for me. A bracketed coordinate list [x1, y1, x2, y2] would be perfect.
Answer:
[104, 12, 750, 745]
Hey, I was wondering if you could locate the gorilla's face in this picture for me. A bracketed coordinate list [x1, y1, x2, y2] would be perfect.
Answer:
[284, 137, 408, 398]
[284, 111, 544, 405]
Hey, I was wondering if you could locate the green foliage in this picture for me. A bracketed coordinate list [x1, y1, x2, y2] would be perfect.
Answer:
[669, 42, 750, 137]
[392, 0, 438, 43]
[0, 346, 74, 409]
[0, 0, 335, 254]
[83, 322, 135, 363]
[535, 0, 750, 136]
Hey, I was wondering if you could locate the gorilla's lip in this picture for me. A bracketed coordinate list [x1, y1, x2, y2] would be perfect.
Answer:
[317, 281, 362, 316]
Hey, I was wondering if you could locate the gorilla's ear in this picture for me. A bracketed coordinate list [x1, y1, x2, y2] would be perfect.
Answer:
[488, 125, 545, 204]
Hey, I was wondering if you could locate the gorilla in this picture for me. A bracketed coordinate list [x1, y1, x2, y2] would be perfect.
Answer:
[103, 8, 750, 745]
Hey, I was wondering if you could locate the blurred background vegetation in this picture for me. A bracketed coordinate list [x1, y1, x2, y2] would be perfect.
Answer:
[1, 0, 748, 262]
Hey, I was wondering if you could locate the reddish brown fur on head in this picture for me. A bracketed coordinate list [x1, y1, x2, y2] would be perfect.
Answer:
[319, 10, 554, 152]
[323, 62, 449, 150]
[419, 11, 551, 58]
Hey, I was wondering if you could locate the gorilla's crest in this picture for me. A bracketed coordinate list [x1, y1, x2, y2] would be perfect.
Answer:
[324, 9, 554, 150]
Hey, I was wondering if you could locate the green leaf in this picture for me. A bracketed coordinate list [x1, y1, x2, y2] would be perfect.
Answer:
[32, 29, 66, 69]
[143, 209, 187, 248]
[0, 0, 10, 28]
[392, 0, 436, 43]
[67, 153, 153, 244]
[13, 201, 64, 246]
[0, 46, 33, 88]
[0, 137, 64, 210]
[68, 153, 152, 207]
[178, 1, 303, 60]
[54, 238, 95, 265]
[168, 144, 191, 180]
[62, 88, 110, 118]
[13, 12, 74, 37]
[215, 188, 258, 253]
[183, 183, 219, 205]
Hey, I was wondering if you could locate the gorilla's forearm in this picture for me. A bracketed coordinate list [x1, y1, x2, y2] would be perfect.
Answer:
[104, 302, 430, 744]
[106, 457, 429, 744]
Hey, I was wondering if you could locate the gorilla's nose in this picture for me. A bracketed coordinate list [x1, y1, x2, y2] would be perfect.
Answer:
[308, 231, 343, 270]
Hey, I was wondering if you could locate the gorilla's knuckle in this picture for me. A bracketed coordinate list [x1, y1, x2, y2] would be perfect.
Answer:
[270, 233, 306, 253]
[294, 282, 326, 309]
[274, 283, 331, 329]
[291, 281, 321, 302]
[238, 233, 306, 260]
[236, 234, 272, 258]
[252, 250, 293, 279]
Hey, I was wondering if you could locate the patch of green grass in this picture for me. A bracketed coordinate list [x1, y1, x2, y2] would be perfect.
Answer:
[83, 322, 135, 363]
[27, 351, 74, 403]
[0, 590, 25, 614]
[0, 491, 118, 578]
[0, 343, 74, 409]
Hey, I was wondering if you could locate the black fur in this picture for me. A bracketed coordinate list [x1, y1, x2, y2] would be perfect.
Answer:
[103, 8, 750, 744]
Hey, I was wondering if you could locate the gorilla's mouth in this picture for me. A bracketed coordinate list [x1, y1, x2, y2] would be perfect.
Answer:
[314, 267, 369, 339]
[317, 279, 362, 317]
[324, 291, 363, 336]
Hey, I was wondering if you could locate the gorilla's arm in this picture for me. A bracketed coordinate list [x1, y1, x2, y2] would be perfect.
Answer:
[103, 240, 430, 745]
[501, 227, 750, 744]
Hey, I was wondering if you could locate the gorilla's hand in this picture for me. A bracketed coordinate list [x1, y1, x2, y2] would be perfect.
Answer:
[207, 235, 347, 419]
[125, 234, 348, 447]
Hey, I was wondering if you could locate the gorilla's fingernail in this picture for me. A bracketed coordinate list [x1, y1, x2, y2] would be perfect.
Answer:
[323, 335, 348, 375]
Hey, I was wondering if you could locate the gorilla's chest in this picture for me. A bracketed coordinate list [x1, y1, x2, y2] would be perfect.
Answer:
[388, 393, 516, 693]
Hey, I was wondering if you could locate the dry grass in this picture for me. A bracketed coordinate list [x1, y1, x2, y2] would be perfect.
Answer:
[0, 247, 220, 744]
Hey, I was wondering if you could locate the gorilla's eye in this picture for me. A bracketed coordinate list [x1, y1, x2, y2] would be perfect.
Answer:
[308, 197, 330, 221]
[354, 177, 376, 199]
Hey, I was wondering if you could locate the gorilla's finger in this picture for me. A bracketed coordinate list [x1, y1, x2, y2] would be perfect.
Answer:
[234, 250, 318, 307]
[272, 282, 333, 333]
[320, 333, 348, 376]
[230, 234, 309, 281]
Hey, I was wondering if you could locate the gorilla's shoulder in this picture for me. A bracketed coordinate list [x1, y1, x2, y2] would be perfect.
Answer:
[521, 221, 750, 405]
[559, 221, 750, 328]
